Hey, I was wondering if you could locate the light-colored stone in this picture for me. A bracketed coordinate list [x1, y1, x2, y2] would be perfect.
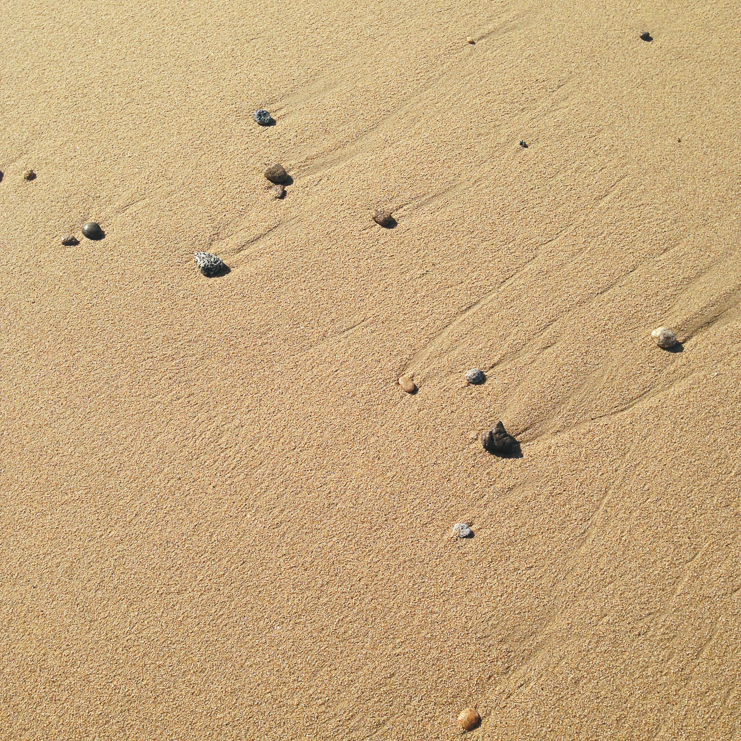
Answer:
[452, 523, 473, 539]
[651, 326, 678, 349]
[398, 376, 416, 394]
[457, 707, 481, 731]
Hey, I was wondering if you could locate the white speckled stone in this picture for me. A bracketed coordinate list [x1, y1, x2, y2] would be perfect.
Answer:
[452, 523, 473, 539]
[651, 326, 678, 349]
[194, 252, 226, 277]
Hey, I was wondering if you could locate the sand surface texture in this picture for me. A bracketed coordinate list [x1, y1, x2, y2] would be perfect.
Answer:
[2, 0, 740, 738]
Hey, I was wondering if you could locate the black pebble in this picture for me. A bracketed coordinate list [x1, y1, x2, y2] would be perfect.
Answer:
[61, 235, 80, 246]
[0, 171, 4, 182]
[640, 31, 653, 42]
[82, 222, 104, 240]
[481, 421, 520, 457]
[519, 140, 528, 148]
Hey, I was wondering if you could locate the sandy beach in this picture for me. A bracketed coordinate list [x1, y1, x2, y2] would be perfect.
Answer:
[1, 0, 740, 738]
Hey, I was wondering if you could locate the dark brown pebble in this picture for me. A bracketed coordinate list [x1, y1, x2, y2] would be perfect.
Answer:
[519, 140, 528, 148]
[61, 235, 80, 246]
[372, 209, 395, 228]
[82, 222, 104, 240]
[640, 31, 653, 41]
[22, 170, 36, 181]
[481, 421, 519, 456]
[271, 184, 286, 199]
[264, 164, 289, 184]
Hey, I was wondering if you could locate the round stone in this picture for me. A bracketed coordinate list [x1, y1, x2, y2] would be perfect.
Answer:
[194, 252, 226, 277]
[457, 708, 481, 731]
[465, 368, 486, 385]
[452, 523, 473, 539]
[253, 109, 273, 126]
[372, 209, 394, 228]
[264, 164, 289, 184]
[651, 326, 678, 349]
[81, 222, 104, 240]
[466, 36, 475, 44]
[61, 235, 80, 246]
[22, 169, 36, 181]
[398, 376, 416, 394]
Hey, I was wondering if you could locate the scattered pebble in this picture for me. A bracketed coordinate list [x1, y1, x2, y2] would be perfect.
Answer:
[265, 164, 289, 184]
[61, 235, 80, 246]
[458, 708, 481, 731]
[271, 183, 286, 199]
[253, 109, 273, 126]
[519, 140, 528, 148]
[0, 170, 4, 182]
[82, 222, 104, 240]
[22, 170, 36, 181]
[466, 37, 475, 44]
[651, 326, 678, 349]
[452, 523, 473, 539]
[398, 376, 417, 394]
[372, 209, 395, 228]
[640, 31, 653, 42]
[194, 251, 227, 277]
[481, 421, 519, 456]
[465, 368, 486, 385]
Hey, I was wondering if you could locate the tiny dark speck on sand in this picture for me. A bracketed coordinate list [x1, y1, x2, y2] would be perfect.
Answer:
[640, 31, 653, 41]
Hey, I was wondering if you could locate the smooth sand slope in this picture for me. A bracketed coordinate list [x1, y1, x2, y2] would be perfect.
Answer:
[1, 0, 740, 738]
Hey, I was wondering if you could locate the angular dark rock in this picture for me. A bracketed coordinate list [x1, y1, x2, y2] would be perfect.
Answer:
[481, 421, 520, 456]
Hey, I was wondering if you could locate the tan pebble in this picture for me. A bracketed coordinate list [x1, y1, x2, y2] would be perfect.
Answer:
[651, 326, 678, 349]
[458, 707, 481, 731]
[398, 376, 416, 394]
[264, 164, 289, 184]
[22, 169, 36, 181]
[372, 209, 395, 228]
[466, 36, 475, 44]
[271, 183, 286, 199]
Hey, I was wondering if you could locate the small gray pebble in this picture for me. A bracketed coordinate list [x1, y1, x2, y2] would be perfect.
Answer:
[253, 109, 273, 126]
[61, 235, 80, 246]
[452, 523, 473, 539]
[465, 368, 486, 385]
[194, 251, 226, 277]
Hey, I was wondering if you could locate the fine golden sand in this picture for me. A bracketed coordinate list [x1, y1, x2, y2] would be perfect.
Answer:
[1, 0, 740, 738]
